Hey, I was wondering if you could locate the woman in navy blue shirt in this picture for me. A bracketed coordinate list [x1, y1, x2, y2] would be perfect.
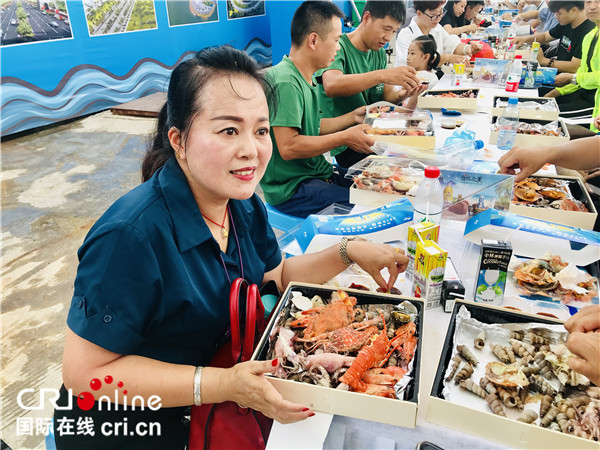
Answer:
[55, 45, 409, 449]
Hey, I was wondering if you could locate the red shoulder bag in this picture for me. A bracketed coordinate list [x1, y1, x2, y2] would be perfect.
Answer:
[189, 278, 273, 450]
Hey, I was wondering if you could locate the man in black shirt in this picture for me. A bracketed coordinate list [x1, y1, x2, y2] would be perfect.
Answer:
[513, 1, 595, 73]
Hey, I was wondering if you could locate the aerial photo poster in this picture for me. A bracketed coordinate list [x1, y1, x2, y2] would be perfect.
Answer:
[1, 0, 73, 47]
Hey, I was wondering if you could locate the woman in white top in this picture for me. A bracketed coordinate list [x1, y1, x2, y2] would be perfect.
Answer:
[394, 0, 482, 67]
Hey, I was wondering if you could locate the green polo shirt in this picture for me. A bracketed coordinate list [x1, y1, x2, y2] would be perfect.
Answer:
[261, 56, 333, 206]
[317, 33, 387, 156]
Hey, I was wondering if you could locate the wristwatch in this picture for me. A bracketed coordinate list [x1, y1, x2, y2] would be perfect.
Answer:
[549, 57, 556, 67]
[339, 237, 355, 265]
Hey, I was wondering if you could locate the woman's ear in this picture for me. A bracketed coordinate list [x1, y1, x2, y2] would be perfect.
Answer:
[168, 127, 184, 159]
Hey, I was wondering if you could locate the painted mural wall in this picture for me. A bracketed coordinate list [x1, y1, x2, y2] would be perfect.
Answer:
[0, 0, 272, 137]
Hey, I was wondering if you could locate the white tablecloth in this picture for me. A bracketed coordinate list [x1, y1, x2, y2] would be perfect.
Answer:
[266, 77, 548, 449]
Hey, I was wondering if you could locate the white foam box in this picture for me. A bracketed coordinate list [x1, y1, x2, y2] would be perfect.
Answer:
[417, 88, 480, 111]
[492, 96, 559, 121]
[252, 282, 424, 428]
[427, 300, 598, 449]
[489, 117, 570, 146]
[366, 132, 436, 150]
[508, 175, 597, 230]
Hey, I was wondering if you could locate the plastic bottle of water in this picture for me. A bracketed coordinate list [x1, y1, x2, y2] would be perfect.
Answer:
[505, 54, 523, 92]
[496, 97, 520, 150]
[507, 22, 517, 45]
[413, 166, 443, 225]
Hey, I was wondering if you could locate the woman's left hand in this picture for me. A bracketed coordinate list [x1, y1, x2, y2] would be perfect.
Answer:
[347, 240, 409, 291]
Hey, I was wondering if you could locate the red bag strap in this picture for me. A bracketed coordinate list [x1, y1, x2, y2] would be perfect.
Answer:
[229, 278, 248, 363]
[242, 283, 265, 361]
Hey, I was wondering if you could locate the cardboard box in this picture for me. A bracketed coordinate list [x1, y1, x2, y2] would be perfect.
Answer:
[252, 282, 424, 428]
[492, 96, 559, 121]
[427, 300, 598, 449]
[417, 88, 480, 111]
[508, 175, 597, 230]
[489, 117, 570, 146]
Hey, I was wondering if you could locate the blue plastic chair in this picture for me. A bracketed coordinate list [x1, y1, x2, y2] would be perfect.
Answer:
[265, 203, 303, 233]
[45, 418, 56, 449]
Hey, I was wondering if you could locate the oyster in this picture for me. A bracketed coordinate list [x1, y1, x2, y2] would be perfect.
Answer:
[485, 361, 529, 388]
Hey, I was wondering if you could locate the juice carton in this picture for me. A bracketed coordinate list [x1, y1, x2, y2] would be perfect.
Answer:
[474, 239, 513, 305]
[406, 221, 440, 279]
[413, 240, 448, 309]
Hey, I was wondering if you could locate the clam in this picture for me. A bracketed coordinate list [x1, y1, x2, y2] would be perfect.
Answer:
[485, 361, 529, 388]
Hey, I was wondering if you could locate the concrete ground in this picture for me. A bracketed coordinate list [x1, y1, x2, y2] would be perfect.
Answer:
[1, 111, 163, 449]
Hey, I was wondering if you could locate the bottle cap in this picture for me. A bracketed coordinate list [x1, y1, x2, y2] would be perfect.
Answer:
[508, 97, 518, 105]
[424, 166, 440, 178]
[515, 55, 522, 59]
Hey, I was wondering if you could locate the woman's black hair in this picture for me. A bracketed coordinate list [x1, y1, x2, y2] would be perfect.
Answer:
[142, 45, 275, 182]
[412, 35, 441, 71]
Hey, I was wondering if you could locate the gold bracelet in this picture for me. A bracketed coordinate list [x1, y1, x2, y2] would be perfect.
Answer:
[193, 366, 203, 406]
[339, 237, 354, 265]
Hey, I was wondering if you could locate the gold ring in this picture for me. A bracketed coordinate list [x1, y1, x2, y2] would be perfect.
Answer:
[394, 247, 400, 253]
[237, 403, 247, 409]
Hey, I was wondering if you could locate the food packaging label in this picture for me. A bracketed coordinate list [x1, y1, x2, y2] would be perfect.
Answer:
[406, 221, 440, 279]
[413, 240, 447, 308]
[474, 239, 513, 305]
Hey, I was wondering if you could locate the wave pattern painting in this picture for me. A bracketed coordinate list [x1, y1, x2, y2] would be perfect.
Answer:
[1, 38, 271, 137]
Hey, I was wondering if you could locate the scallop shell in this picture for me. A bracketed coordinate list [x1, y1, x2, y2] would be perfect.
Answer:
[485, 361, 529, 388]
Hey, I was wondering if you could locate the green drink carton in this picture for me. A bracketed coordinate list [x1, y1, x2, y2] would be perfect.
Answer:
[406, 221, 440, 279]
[413, 240, 448, 309]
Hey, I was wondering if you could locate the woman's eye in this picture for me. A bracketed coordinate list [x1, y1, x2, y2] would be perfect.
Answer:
[221, 127, 237, 136]
[257, 128, 269, 136]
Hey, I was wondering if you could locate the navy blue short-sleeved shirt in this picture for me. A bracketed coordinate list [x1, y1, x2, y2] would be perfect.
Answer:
[67, 157, 282, 366]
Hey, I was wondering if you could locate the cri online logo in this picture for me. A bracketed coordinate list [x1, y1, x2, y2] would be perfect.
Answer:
[17, 376, 162, 411]
[77, 376, 126, 410]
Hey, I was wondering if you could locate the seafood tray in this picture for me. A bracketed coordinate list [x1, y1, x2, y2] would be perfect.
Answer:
[417, 88, 480, 110]
[427, 301, 599, 449]
[489, 117, 570, 147]
[364, 106, 435, 149]
[492, 96, 559, 121]
[346, 156, 429, 207]
[508, 175, 597, 230]
[506, 253, 599, 309]
[252, 282, 424, 428]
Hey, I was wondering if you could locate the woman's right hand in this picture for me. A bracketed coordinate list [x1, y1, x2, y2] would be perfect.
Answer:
[223, 359, 314, 423]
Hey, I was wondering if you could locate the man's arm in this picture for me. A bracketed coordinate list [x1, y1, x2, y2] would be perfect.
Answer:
[322, 67, 419, 98]
[512, 30, 552, 47]
[498, 136, 600, 181]
[272, 124, 374, 161]
[515, 10, 540, 22]
[538, 53, 581, 74]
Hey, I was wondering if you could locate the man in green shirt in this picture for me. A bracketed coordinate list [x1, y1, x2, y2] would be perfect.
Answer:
[261, 1, 375, 218]
[317, 1, 423, 167]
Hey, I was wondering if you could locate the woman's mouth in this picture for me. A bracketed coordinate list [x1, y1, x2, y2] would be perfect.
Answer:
[231, 168, 256, 180]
